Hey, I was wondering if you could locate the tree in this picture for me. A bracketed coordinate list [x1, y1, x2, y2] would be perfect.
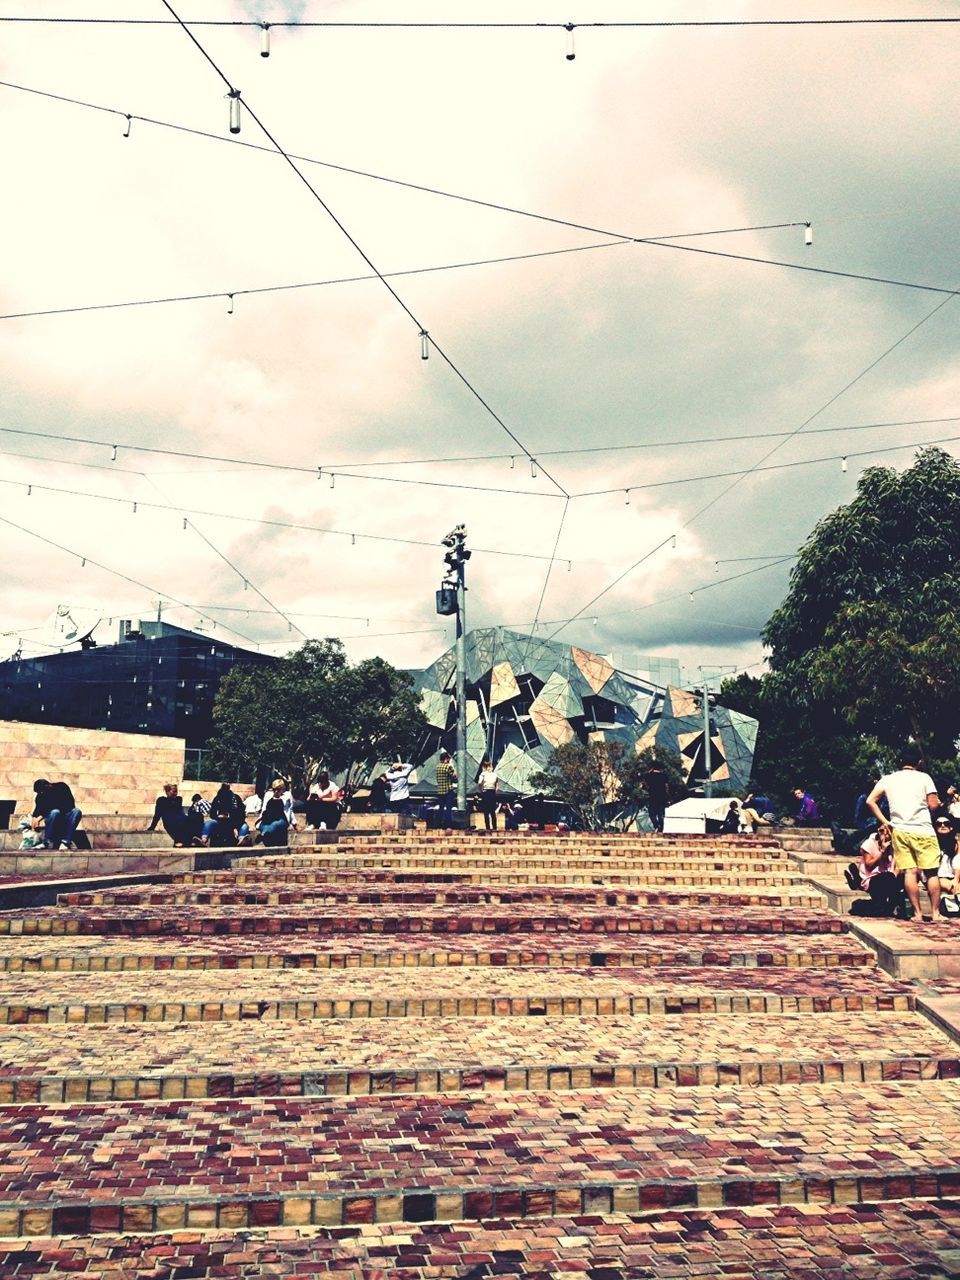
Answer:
[205, 639, 427, 793]
[763, 448, 960, 762]
[528, 739, 684, 831]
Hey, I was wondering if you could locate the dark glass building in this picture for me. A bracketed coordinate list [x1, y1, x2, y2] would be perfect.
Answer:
[0, 621, 275, 748]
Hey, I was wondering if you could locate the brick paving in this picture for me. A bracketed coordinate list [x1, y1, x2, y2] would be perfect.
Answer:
[0, 829, 958, 1274]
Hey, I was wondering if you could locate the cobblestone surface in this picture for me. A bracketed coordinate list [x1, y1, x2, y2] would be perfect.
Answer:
[0, 929, 874, 973]
[0, 961, 916, 1025]
[3, 1200, 960, 1278]
[1, 1081, 960, 1233]
[0, 1012, 954, 1104]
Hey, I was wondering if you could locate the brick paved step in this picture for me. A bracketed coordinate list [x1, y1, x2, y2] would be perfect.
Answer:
[244, 849, 790, 871]
[171, 876, 828, 908]
[0, 963, 913, 1025]
[4, 1199, 960, 1277]
[1, 1081, 959, 1236]
[55, 879, 816, 908]
[0, 903, 845, 939]
[0, 1012, 951, 1104]
[0, 930, 876, 974]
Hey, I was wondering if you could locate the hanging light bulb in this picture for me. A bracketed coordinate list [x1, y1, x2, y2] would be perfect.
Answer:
[227, 89, 242, 135]
[671, 534, 677, 549]
[530, 459, 538, 478]
[123, 114, 132, 139]
[132, 502, 137, 513]
[592, 616, 598, 625]
[183, 517, 187, 530]
[804, 222, 813, 247]
[111, 444, 118, 461]
[689, 591, 694, 602]
[243, 579, 248, 591]
[260, 23, 271, 57]
[842, 456, 848, 473]
[351, 534, 356, 545]
[227, 294, 234, 315]
[567, 561, 572, 572]
[624, 489, 630, 505]
[81, 558, 86, 568]
[317, 467, 323, 481]
[329, 473, 336, 489]
[510, 456, 515, 470]
[565, 22, 576, 60]
[26, 484, 31, 496]
[420, 330, 430, 360]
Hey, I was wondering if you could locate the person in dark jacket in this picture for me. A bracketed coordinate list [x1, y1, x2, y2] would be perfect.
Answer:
[146, 782, 190, 846]
[32, 778, 83, 851]
[204, 783, 244, 847]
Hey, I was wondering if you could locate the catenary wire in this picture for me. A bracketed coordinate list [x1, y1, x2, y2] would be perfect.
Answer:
[6, 78, 956, 303]
[0, 474, 565, 563]
[159, 0, 570, 502]
[3, 16, 958, 27]
[549, 287, 960, 638]
[1, 415, 957, 477]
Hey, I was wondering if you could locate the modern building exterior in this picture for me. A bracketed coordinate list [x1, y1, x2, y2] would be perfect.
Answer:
[0, 621, 274, 749]
[410, 627, 757, 795]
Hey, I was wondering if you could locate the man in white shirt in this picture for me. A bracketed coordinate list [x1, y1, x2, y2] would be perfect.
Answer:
[383, 761, 414, 815]
[867, 744, 942, 922]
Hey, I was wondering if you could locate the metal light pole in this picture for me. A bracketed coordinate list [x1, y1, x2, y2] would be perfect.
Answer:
[699, 666, 713, 799]
[437, 526, 470, 818]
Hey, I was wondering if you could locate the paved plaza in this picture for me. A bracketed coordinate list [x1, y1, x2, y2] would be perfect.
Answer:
[1, 830, 959, 1275]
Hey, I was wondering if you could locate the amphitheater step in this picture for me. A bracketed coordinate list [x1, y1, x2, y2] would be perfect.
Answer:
[1, 1081, 959, 1238]
[0, 962, 915, 1026]
[0, 930, 875, 974]
[0, 1011, 952, 1105]
[3, 1200, 958, 1277]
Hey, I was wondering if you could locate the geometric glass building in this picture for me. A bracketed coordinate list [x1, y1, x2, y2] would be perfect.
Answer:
[410, 627, 757, 795]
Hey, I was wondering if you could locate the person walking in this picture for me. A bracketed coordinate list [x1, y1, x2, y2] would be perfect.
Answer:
[435, 752, 457, 829]
[866, 744, 942, 922]
[477, 758, 499, 831]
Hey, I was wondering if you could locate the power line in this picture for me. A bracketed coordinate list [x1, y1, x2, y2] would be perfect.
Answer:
[579, 433, 960, 500]
[7, 76, 957, 302]
[2, 16, 957, 27]
[159, 0, 570, 501]
[0, 513, 260, 649]
[549, 287, 960, 638]
[2, 414, 957, 479]
[0, 239, 631, 322]
[0, 473, 565, 563]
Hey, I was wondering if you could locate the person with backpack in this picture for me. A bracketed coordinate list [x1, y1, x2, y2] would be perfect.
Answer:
[866, 745, 942, 923]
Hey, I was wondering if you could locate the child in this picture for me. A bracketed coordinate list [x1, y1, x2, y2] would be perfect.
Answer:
[18, 818, 43, 850]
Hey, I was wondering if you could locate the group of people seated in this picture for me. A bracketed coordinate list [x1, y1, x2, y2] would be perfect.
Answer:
[147, 774, 347, 849]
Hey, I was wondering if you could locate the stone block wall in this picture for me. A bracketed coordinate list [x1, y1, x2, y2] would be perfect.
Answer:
[0, 720, 185, 817]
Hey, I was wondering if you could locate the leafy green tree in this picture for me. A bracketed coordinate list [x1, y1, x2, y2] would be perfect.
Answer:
[528, 740, 684, 831]
[205, 639, 426, 793]
[764, 447, 960, 761]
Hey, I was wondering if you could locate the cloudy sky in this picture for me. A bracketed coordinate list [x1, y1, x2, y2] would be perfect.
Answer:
[2, 0, 957, 685]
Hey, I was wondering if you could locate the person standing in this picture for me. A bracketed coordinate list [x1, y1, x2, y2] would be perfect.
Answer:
[383, 761, 415, 815]
[477, 758, 499, 831]
[435, 752, 457, 828]
[32, 778, 83, 851]
[867, 745, 942, 922]
[643, 761, 669, 833]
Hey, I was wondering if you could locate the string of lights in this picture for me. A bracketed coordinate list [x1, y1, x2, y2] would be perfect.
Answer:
[5, 76, 955, 313]
[159, 0, 570, 505]
[3, 16, 956, 27]
[0, 473, 567, 564]
[1, 416, 957, 483]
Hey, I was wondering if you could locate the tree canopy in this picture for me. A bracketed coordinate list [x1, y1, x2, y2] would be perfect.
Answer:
[528, 740, 685, 831]
[205, 639, 426, 792]
[763, 448, 960, 760]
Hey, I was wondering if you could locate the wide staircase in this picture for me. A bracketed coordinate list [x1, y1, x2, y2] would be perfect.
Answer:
[1, 830, 960, 1276]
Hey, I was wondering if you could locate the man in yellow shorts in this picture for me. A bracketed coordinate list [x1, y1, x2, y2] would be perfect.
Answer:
[866, 745, 942, 922]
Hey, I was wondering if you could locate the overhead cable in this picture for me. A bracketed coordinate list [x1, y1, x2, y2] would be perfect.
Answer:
[6, 78, 954, 300]
[159, 0, 569, 500]
[2, 16, 957, 27]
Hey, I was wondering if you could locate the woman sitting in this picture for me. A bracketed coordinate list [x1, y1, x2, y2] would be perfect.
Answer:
[255, 779, 291, 847]
[845, 824, 901, 916]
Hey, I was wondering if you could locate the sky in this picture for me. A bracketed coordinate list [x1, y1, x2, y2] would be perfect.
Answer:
[2, 0, 958, 687]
